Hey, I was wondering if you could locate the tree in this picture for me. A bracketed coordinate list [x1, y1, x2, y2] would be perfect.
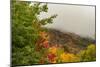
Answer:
[11, 0, 57, 66]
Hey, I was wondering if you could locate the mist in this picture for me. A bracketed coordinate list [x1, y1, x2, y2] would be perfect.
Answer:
[39, 3, 95, 39]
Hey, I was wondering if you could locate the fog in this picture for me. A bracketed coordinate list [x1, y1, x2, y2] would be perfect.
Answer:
[39, 3, 95, 38]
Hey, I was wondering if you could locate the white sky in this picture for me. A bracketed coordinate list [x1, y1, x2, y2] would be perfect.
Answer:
[39, 3, 95, 38]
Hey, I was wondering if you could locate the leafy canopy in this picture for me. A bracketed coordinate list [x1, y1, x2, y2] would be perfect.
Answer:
[12, 0, 57, 65]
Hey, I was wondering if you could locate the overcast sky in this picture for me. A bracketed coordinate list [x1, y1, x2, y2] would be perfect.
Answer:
[39, 3, 95, 38]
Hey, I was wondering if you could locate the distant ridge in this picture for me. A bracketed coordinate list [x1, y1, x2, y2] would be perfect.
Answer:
[47, 28, 95, 54]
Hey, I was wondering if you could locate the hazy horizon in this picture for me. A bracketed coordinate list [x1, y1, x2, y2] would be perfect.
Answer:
[39, 3, 95, 39]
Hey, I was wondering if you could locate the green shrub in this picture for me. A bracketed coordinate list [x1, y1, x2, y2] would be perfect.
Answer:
[78, 44, 96, 62]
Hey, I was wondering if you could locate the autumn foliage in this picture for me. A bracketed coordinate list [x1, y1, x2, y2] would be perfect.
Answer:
[35, 31, 81, 64]
[12, 0, 96, 66]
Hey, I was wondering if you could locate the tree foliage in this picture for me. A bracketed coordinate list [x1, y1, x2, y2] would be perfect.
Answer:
[12, 0, 57, 66]
[78, 44, 96, 61]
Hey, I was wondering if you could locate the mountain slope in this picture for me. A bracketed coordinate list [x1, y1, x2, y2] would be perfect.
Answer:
[47, 29, 95, 54]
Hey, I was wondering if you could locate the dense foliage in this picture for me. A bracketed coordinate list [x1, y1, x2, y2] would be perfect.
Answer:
[78, 44, 96, 61]
[12, 1, 57, 65]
